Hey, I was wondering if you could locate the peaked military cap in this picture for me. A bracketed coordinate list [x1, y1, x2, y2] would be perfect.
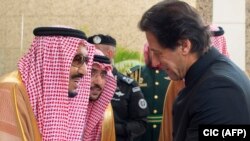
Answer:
[87, 34, 116, 47]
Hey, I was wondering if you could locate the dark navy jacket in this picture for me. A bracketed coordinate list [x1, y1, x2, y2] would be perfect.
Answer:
[112, 68, 149, 141]
[173, 47, 250, 141]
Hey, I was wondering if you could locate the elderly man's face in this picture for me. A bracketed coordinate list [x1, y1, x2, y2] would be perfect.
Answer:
[69, 45, 88, 94]
[90, 63, 107, 101]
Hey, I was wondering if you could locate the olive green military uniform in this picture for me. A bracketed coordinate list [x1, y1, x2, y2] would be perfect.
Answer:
[127, 65, 170, 141]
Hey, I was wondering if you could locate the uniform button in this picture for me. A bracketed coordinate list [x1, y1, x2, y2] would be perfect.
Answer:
[155, 70, 159, 74]
[153, 109, 158, 114]
[155, 82, 159, 85]
[154, 95, 158, 99]
[153, 124, 157, 128]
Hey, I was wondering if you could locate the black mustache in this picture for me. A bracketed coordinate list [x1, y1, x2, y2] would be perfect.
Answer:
[91, 84, 102, 90]
[71, 73, 83, 79]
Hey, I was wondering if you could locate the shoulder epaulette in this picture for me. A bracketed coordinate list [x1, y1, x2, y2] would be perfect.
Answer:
[117, 72, 136, 85]
[126, 65, 141, 83]
[127, 65, 140, 74]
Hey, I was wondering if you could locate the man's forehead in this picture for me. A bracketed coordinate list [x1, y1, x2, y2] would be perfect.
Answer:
[92, 63, 107, 71]
[77, 45, 88, 55]
[95, 44, 114, 49]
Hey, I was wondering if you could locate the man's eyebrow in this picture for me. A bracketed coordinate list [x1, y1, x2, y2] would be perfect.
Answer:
[91, 68, 98, 71]
[151, 49, 162, 54]
[150, 48, 158, 52]
[75, 53, 88, 57]
[101, 70, 107, 74]
[75, 53, 82, 56]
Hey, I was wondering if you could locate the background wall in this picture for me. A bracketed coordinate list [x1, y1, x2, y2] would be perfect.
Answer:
[213, 0, 246, 70]
[0, 0, 248, 75]
[0, 0, 195, 75]
[196, 0, 212, 24]
[246, 0, 250, 74]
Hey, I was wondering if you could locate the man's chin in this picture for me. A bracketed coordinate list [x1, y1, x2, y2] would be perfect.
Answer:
[89, 94, 100, 101]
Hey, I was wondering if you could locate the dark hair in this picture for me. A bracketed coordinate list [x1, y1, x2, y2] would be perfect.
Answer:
[87, 34, 116, 47]
[139, 1, 210, 56]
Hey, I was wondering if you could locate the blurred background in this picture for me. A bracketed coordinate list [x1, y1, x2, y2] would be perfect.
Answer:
[0, 0, 249, 75]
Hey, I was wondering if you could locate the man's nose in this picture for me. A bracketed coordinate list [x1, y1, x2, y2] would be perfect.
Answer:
[92, 73, 104, 84]
[151, 55, 161, 68]
[77, 63, 87, 75]
[95, 73, 103, 81]
[152, 59, 160, 67]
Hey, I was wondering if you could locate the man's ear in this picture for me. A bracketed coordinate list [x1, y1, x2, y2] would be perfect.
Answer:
[180, 39, 191, 55]
[107, 49, 115, 59]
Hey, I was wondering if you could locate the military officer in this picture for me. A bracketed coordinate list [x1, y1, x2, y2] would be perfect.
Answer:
[88, 34, 149, 141]
[127, 43, 170, 141]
